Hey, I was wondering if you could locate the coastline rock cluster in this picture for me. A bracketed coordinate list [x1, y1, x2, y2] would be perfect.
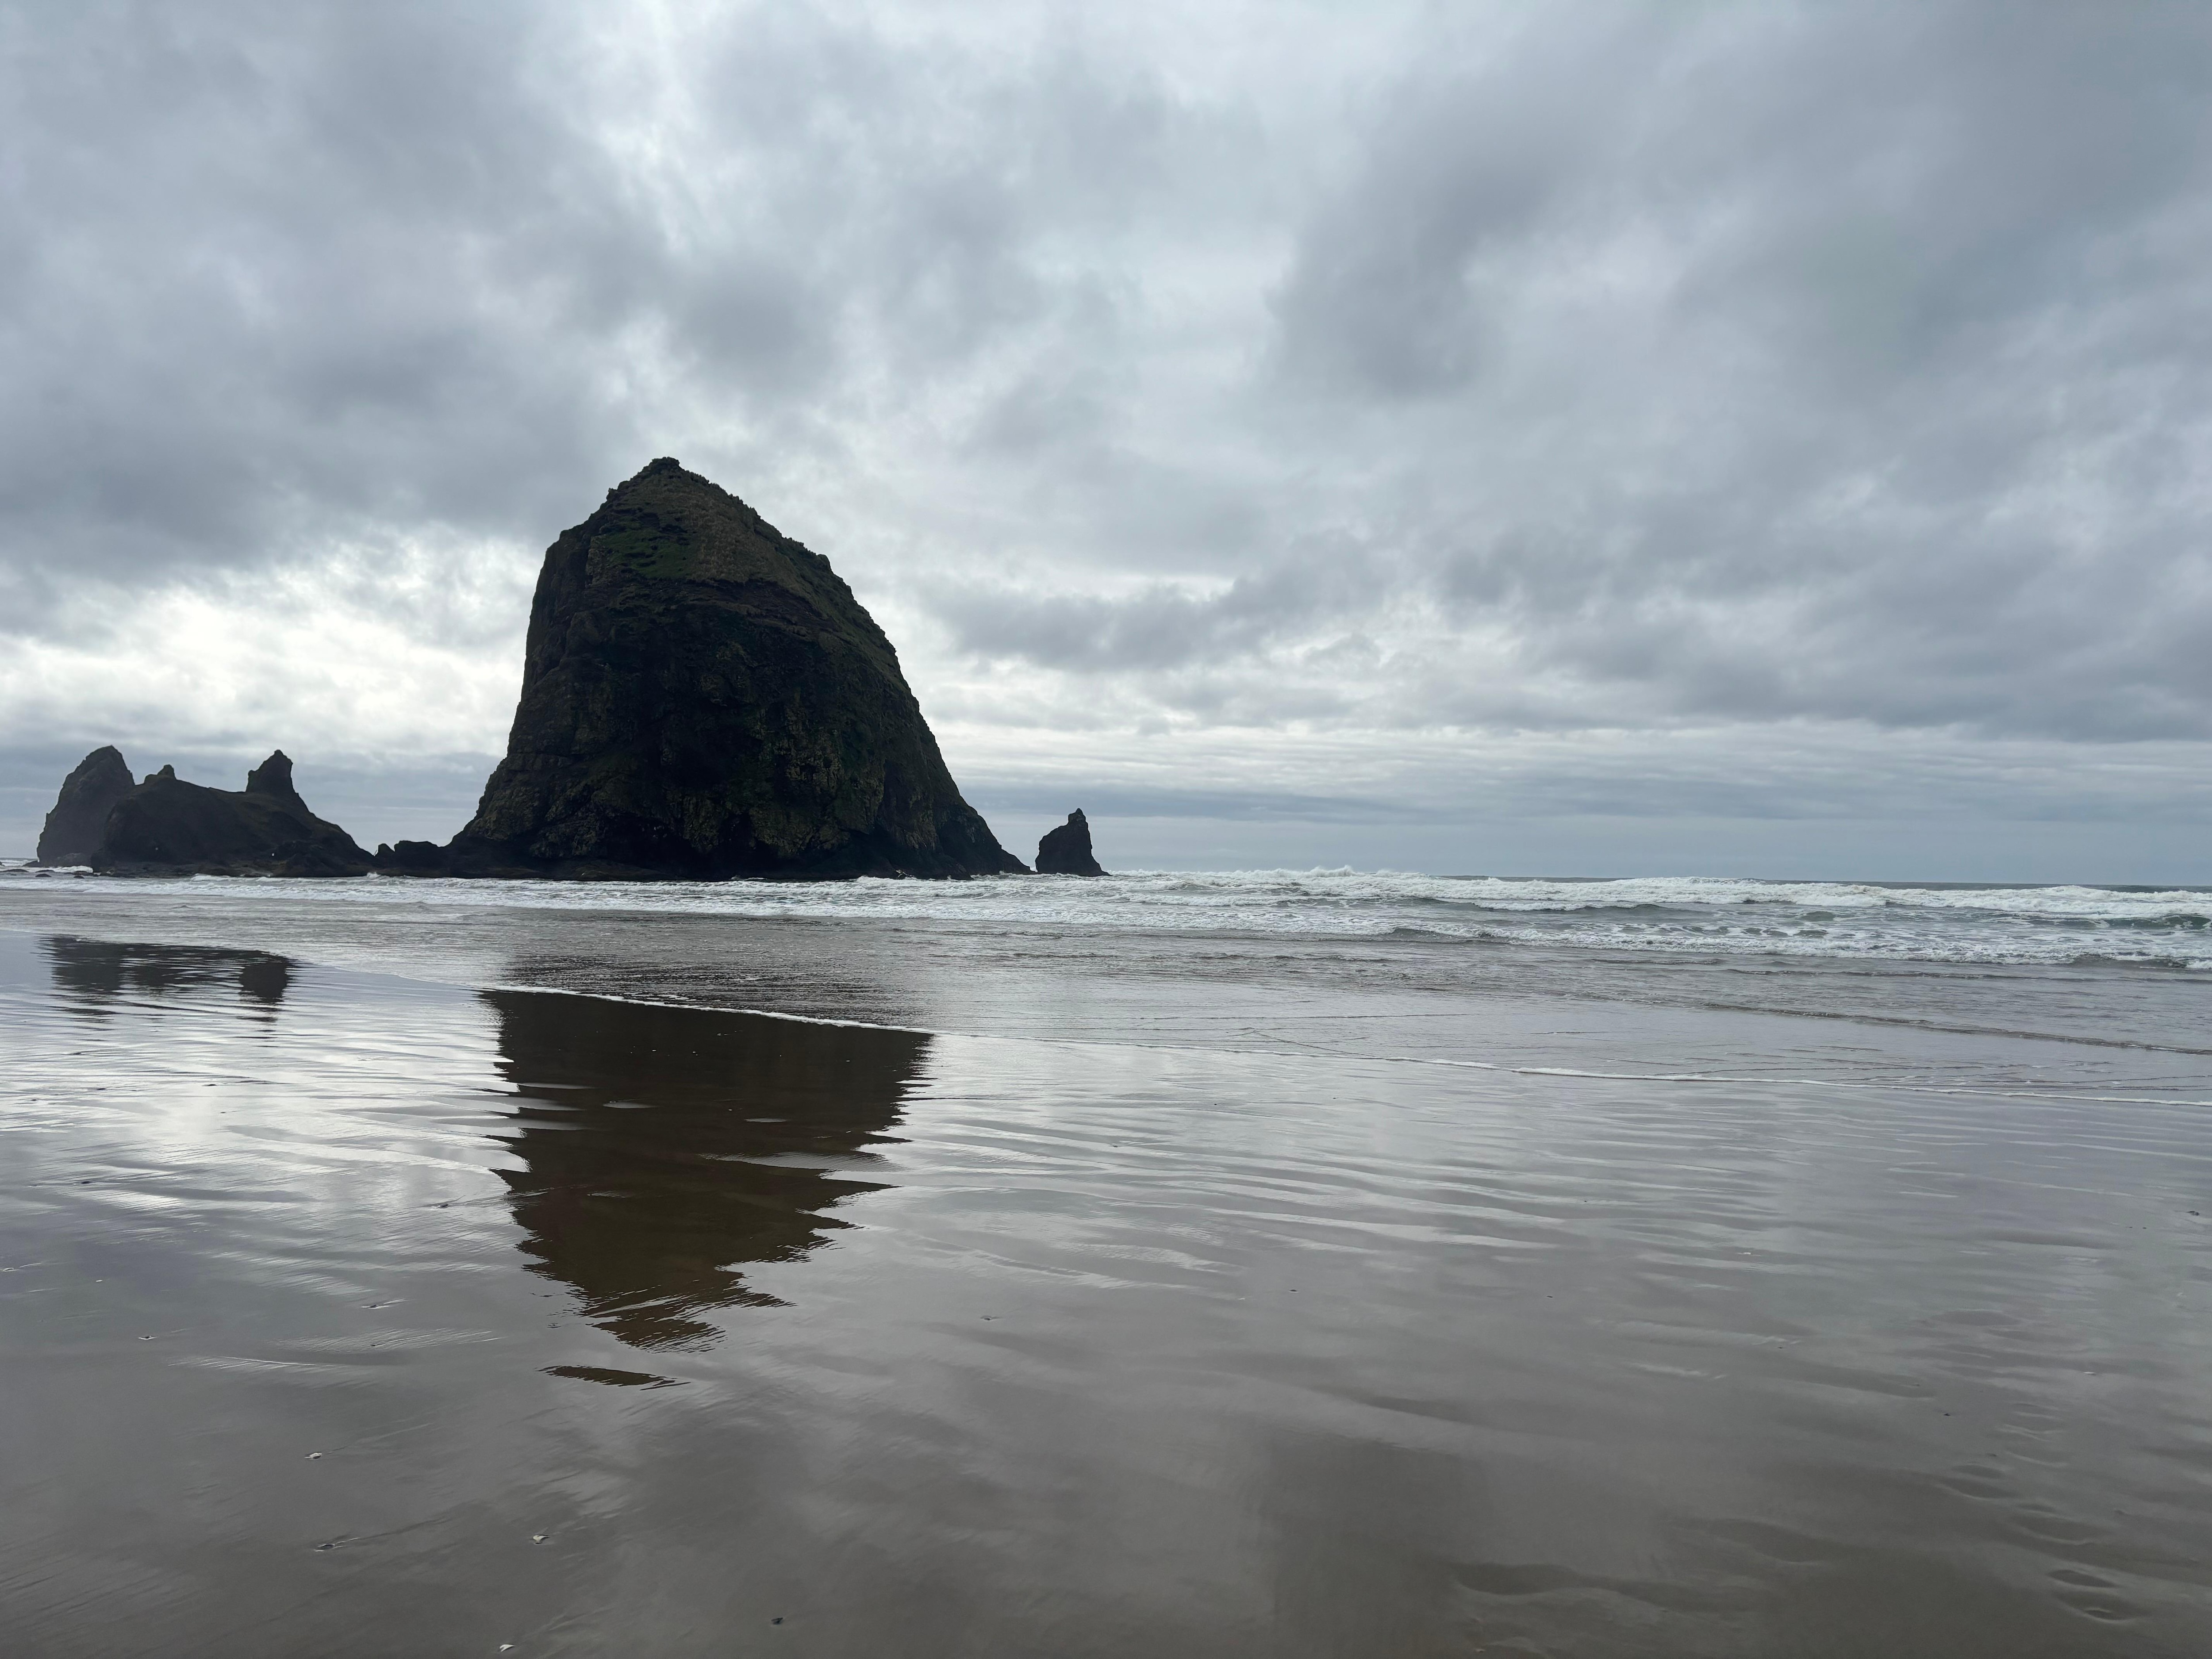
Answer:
[31, 459, 1111, 884]
[33, 749, 371, 876]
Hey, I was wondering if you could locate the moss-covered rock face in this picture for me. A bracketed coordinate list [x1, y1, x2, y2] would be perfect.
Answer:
[453, 458, 1027, 879]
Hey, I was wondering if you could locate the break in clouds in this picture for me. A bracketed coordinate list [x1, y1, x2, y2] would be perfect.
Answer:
[2, 0, 2209, 870]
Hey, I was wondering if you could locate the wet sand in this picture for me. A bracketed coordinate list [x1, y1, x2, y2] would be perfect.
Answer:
[3, 930, 2210, 1655]
[7, 876, 2212, 1096]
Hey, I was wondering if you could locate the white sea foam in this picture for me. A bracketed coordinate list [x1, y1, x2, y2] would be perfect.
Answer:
[4, 860, 2207, 971]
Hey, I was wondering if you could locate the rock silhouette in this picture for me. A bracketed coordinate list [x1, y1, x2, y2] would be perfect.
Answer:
[92, 751, 372, 876]
[35, 746, 136, 866]
[443, 458, 1026, 879]
[1035, 809, 1107, 876]
[44, 937, 292, 1017]
[373, 838, 445, 871]
[486, 988, 928, 1352]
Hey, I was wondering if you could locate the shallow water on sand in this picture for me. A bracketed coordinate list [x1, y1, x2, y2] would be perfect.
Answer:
[5, 876, 2212, 1101]
[3, 931, 2209, 1656]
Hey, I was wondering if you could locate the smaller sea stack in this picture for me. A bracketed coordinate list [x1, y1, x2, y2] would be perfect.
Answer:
[1035, 810, 1107, 877]
[35, 746, 136, 865]
[85, 751, 373, 876]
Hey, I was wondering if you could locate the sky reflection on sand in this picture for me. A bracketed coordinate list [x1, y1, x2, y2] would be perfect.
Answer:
[2, 931, 2210, 1655]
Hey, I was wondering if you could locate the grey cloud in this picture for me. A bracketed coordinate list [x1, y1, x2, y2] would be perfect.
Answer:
[1, 1, 632, 595]
[0, 1, 1186, 609]
[3, 0, 2211, 868]
[905, 1, 2212, 753]
[1231, 1, 2212, 744]
[932, 535, 1387, 673]
[1269, 9, 1657, 399]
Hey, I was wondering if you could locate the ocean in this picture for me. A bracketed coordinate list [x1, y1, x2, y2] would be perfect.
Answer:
[2, 864, 2209, 1654]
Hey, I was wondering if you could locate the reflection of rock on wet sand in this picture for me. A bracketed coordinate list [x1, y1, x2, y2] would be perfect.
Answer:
[42, 936, 292, 1016]
[486, 991, 929, 1352]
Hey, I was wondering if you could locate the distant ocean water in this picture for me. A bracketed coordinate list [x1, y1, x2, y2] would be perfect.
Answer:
[6, 863, 2210, 971]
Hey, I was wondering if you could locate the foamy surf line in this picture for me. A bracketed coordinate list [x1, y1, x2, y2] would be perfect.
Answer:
[7, 864, 2210, 971]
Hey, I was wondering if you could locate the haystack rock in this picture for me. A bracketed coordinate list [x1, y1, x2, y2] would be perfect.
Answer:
[35, 745, 136, 865]
[92, 750, 372, 876]
[1036, 809, 1107, 876]
[442, 458, 1027, 879]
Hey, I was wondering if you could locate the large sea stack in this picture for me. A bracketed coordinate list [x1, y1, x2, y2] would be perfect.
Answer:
[47, 749, 373, 876]
[445, 459, 1026, 879]
[35, 745, 136, 865]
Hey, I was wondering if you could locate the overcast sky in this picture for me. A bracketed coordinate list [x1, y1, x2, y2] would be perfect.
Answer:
[3, 0, 2209, 877]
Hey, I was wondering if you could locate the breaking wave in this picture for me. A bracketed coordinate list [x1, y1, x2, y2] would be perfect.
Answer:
[5, 862, 2210, 972]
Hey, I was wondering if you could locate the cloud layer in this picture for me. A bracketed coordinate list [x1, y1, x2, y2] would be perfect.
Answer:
[2, 0, 2208, 872]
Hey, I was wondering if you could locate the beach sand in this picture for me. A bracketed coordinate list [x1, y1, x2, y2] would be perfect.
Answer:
[3, 926, 2208, 1655]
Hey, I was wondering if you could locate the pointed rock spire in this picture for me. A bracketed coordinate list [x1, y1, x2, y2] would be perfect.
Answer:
[34, 746, 135, 866]
[245, 750, 303, 806]
[1036, 810, 1107, 876]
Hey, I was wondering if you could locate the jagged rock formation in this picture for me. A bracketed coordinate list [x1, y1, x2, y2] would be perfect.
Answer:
[1036, 809, 1107, 876]
[92, 751, 372, 876]
[442, 458, 1027, 879]
[374, 838, 446, 871]
[35, 746, 136, 865]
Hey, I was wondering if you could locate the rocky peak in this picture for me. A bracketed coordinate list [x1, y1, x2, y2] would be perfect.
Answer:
[448, 460, 1025, 879]
[245, 750, 304, 807]
[1036, 810, 1107, 877]
[34, 746, 136, 866]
